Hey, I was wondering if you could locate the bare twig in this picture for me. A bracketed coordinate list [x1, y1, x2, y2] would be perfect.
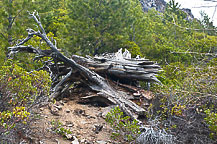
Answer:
[0, 33, 7, 40]
[10, 8, 24, 28]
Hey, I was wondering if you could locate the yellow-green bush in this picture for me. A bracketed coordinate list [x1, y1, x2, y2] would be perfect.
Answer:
[105, 106, 141, 142]
[204, 109, 217, 138]
[153, 60, 217, 106]
[0, 61, 51, 132]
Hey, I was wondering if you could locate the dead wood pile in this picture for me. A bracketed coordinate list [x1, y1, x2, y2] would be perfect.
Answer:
[8, 11, 161, 121]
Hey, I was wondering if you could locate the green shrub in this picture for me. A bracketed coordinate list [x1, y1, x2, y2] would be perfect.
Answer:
[105, 106, 141, 142]
[150, 59, 217, 143]
[0, 61, 51, 133]
[204, 109, 217, 138]
[153, 60, 217, 106]
[50, 120, 72, 138]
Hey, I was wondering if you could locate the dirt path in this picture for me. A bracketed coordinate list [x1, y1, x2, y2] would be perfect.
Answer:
[30, 98, 120, 144]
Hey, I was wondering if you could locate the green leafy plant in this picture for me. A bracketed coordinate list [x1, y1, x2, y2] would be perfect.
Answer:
[171, 104, 186, 116]
[0, 61, 51, 133]
[204, 109, 217, 138]
[50, 120, 72, 138]
[105, 106, 141, 142]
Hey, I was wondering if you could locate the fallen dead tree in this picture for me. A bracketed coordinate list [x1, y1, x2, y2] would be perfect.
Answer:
[7, 11, 161, 121]
[72, 49, 161, 84]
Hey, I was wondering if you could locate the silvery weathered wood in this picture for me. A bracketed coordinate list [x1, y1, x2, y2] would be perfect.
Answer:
[72, 49, 161, 83]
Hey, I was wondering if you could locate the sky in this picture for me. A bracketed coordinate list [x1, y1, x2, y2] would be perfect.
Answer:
[164, 0, 217, 26]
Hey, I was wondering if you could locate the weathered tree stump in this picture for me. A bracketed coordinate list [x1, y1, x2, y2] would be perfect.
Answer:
[7, 11, 161, 121]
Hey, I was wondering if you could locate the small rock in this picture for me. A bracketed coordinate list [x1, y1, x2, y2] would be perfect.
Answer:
[62, 98, 68, 103]
[87, 115, 95, 119]
[68, 124, 74, 127]
[74, 109, 85, 116]
[54, 105, 62, 110]
[96, 140, 107, 144]
[133, 92, 141, 99]
[59, 100, 65, 105]
[71, 136, 79, 144]
[65, 121, 73, 124]
[55, 139, 60, 144]
[93, 125, 103, 134]
[81, 121, 87, 124]
[66, 134, 74, 140]
[80, 139, 86, 143]
[66, 109, 71, 113]
[50, 107, 60, 116]
[39, 108, 44, 111]
[97, 112, 102, 117]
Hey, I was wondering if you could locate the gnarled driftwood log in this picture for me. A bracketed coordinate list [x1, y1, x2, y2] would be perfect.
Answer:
[7, 11, 161, 121]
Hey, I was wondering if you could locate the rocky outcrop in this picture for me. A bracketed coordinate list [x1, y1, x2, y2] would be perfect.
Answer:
[139, 0, 194, 20]
[182, 8, 194, 20]
[139, 0, 167, 12]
